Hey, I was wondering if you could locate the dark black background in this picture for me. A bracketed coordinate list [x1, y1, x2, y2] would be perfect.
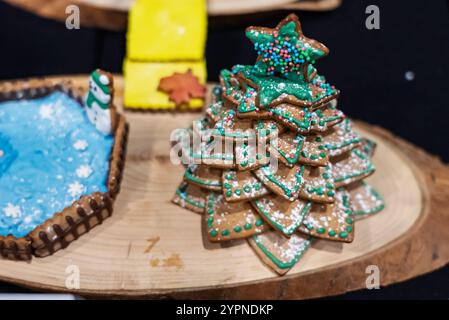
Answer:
[0, 0, 448, 299]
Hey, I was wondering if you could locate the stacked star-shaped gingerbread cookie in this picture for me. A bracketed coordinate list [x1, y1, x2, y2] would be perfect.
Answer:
[172, 14, 385, 275]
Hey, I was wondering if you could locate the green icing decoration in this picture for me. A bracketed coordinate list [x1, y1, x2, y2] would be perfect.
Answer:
[245, 17, 326, 77]
[325, 137, 361, 151]
[252, 234, 312, 270]
[258, 164, 305, 200]
[213, 109, 256, 139]
[353, 181, 386, 216]
[207, 194, 216, 236]
[254, 199, 311, 235]
[184, 168, 222, 188]
[233, 65, 311, 107]
[190, 140, 234, 161]
[220, 69, 236, 96]
[238, 87, 258, 113]
[268, 106, 338, 132]
[334, 149, 375, 183]
[207, 217, 213, 228]
[270, 134, 305, 165]
[175, 189, 205, 209]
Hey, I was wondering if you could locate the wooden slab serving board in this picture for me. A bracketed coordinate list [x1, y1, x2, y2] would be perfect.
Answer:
[4, 0, 342, 31]
[0, 75, 448, 299]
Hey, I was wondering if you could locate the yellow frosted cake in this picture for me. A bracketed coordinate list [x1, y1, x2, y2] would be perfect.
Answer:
[124, 0, 207, 110]
[124, 60, 206, 110]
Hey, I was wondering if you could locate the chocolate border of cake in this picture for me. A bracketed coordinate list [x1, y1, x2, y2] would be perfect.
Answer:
[0, 78, 129, 260]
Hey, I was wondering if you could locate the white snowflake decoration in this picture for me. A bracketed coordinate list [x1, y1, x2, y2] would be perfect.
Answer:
[2, 203, 22, 219]
[23, 216, 33, 224]
[76, 165, 93, 179]
[39, 104, 53, 120]
[68, 181, 86, 198]
[73, 140, 88, 151]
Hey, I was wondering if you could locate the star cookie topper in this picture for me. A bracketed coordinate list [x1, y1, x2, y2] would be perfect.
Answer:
[246, 14, 329, 80]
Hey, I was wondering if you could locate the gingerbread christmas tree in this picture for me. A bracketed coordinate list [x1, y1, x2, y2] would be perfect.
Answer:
[172, 14, 385, 275]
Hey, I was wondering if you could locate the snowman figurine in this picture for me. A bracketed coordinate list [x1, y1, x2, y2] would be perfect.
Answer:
[85, 69, 116, 135]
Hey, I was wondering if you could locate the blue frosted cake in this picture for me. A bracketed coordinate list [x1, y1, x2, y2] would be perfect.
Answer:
[0, 70, 128, 260]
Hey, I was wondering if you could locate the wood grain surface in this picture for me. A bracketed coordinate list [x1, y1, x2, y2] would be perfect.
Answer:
[0, 75, 447, 299]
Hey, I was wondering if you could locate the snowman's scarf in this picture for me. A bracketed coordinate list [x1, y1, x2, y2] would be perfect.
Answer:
[86, 71, 111, 110]
[86, 90, 109, 110]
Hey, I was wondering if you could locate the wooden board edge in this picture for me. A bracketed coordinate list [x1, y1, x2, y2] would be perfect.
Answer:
[4, 0, 342, 31]
[275, 0, 342, 13]
[3, 0, 128, 31]
[208, 0, 342, 15]
[0, 120, 446, 299]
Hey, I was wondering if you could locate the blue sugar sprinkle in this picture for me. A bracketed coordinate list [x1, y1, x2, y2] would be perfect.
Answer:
[0, 92, 114, 237]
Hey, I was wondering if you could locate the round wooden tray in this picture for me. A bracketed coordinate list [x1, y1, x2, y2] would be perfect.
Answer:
[4, 0, 342, 31]
[0, 75, 448, 299]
